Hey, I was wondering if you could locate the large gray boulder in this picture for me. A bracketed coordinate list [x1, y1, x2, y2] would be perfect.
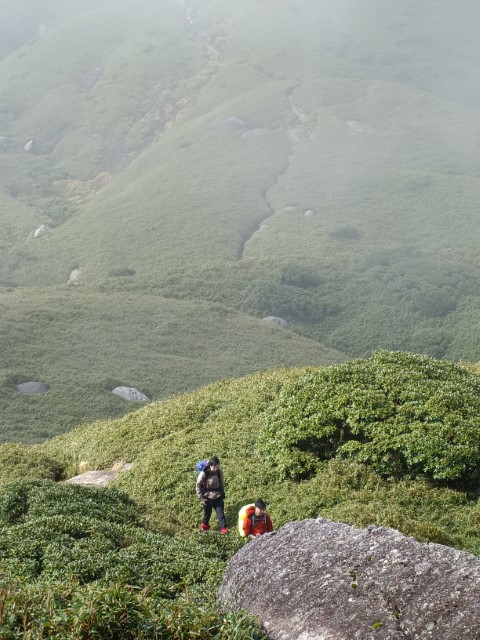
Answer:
[218, 518, 480, 640]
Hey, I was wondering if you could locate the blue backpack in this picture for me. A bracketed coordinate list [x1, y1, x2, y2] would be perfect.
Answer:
[196, 459, 209, 477]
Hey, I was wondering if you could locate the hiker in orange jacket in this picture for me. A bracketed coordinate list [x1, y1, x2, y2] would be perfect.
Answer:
[244, 499, 273, 538]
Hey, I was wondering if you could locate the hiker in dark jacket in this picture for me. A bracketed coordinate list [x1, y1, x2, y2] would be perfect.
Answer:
[244, 499, 273, 538]
[196, 456, 228, 533]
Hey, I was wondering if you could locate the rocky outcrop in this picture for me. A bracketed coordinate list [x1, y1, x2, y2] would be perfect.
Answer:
[218, 518, 480, 640]
[112, 386, 150, 402]
[66, 463, 133, 487]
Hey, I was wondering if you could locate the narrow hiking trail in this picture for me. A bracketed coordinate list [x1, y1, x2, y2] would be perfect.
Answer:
[173, 0, 310, 260]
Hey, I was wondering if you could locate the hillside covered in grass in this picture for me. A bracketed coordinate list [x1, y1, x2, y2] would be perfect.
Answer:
[0, 351, 479, 637]
[2, 0, 480, 440]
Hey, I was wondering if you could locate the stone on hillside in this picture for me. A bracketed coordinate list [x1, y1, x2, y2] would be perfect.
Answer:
[263, 316, 288, 328]
[33, 224, 49, 238]
[68, 268, 80, 285]
[23, 139, 35, 152]
[15, 381, 48, 394]
[304, 209, 315, 217]
[241, 128, 268, 139]
[112, 386, 150, 402]
[259, 224, 270, 232]
[218, 518, 480, 640]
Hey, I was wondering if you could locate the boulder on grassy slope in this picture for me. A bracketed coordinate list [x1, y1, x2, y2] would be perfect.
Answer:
[15, 381, 48, 394]
[112, 386, 150, 402]
[263, 316, 288, 328]
[218, 519, 480, 640]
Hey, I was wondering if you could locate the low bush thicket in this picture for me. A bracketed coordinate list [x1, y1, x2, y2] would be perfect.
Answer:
[0, 481, 262, 639]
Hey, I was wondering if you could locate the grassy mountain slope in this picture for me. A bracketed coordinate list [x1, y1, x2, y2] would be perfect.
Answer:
[2, 0, 480, 440]
[0, 286, 343, 442]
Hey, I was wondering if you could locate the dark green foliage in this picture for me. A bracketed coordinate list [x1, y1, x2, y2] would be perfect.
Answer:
[0, 580, 267, 639]
[258, 351, 480, 484]
[0, 480, 262, 639]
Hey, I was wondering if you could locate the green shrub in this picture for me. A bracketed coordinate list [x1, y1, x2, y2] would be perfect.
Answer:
[0, 445, 62, 485]
[258, 351, 480, 484]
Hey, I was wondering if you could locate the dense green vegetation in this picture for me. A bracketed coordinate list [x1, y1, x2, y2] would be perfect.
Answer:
[0, 352, 479, 636]
[1, 0, 480, 439]
[0, 481, 262, 639]
[258, 350, 480, 482]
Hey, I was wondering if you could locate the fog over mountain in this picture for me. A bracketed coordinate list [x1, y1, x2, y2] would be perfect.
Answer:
[1, 0, 480, 440]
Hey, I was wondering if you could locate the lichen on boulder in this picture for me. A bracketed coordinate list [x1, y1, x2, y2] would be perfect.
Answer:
[218, 518, 480, 640]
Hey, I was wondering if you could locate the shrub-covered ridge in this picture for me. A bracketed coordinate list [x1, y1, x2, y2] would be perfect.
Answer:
[258, 350, 480, 483]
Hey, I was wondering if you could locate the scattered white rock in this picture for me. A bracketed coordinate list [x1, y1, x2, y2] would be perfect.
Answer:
[241, 128, 268, 139]
[263, 316, 288, 329]
[33, 224, 49, 238]
[304, 209, 315, 217]
[112, 386, 150, 402]
[68, 268, 80, 285]
[259, 224, 270, 232]
[23, 139, 35, 152]
[15, 381, 48, 394]
[346, 120, 364, 132]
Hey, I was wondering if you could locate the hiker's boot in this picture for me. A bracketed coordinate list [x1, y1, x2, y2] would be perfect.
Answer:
[201, 522, 210, 531]
[220, 527, 229, 534]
